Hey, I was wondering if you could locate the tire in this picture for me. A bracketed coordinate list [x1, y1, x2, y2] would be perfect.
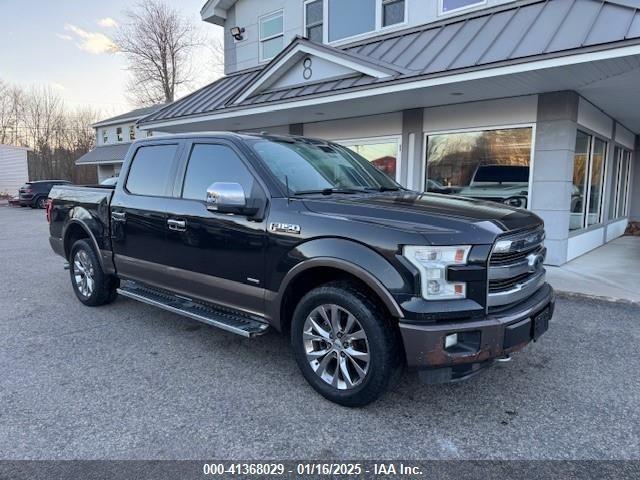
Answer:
[69, 239, 119, 306]
[291, 281, 402, 407]
[36, 197, 47, 209]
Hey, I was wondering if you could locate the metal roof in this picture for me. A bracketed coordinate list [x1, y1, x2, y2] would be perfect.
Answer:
[140, 70, 260, 125]
[140, 0, 640, 126]
[93, 104, 166, 128]
[75, 143, 132, 165]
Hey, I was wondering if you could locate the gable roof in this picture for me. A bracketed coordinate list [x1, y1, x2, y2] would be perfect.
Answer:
[141, 0, 640, 126]
[231, 37, 406, 104]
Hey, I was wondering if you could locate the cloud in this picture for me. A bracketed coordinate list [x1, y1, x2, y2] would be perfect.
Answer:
[57, 34, 73, 41]
[98, 17, 118, 28]
[64, 24, 118, 54]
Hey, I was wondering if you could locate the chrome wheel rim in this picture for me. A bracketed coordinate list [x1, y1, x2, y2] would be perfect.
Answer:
[303, 304, 370, 390]
[73, 250, 94, 297]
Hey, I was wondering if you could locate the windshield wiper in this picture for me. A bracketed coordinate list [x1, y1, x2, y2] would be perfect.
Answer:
[364, 186, 402, 192]
[294, 188, 364, 196]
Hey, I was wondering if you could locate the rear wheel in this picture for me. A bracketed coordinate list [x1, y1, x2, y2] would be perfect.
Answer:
[69, 239, 119, 306]
[36, 197, 47, 209]
[291, 282, 402, 407]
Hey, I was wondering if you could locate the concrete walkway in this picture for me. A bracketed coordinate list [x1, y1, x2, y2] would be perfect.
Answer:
[546, 235, 640, 303]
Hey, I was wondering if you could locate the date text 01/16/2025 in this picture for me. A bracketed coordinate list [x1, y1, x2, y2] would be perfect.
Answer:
[202, 463, 424, 476]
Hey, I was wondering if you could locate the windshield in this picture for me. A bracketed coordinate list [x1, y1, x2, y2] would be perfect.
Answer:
[249, 138, 400, 194]
[473, 165, 529, 184]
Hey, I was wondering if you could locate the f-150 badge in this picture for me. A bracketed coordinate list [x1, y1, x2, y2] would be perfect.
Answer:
[270, 222, 301, 234]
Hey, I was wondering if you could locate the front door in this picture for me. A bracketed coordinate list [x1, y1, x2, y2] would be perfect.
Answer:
[111, 141, 182, 287]
[161, 141, 268, 317]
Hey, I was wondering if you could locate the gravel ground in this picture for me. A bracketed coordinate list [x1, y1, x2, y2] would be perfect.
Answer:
[1, 205, 639, 460]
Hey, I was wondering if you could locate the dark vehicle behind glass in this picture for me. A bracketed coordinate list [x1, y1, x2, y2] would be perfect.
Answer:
[47, 133, 554, 406]
[19, 180, 71, 208]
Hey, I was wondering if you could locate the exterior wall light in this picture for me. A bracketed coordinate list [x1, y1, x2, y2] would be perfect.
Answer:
[230, 26, 245, 41]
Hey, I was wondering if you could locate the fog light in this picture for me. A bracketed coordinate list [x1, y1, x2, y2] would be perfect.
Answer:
[444, 333, 458, 349]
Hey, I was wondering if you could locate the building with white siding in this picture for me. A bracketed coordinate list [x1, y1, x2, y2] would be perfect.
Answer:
[0, 144, 29, 196]
[137, 0, 640, 265]
[75, 105, 166, 182]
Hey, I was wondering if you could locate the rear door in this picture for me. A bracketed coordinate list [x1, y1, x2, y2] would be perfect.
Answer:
[110, 140, 183, 287]
[160, 139, 268, 317]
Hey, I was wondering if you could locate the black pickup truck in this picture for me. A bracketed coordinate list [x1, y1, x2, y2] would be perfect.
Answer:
[48, 133, 554, 406]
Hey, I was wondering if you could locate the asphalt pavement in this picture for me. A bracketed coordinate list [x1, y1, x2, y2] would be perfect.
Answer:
[1, 205, 639, 460]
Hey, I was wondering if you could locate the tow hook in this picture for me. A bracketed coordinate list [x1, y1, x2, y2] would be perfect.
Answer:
[496, 355, 512, 363]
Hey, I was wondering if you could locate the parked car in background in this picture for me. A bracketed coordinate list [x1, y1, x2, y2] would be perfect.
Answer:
[456, 165, 530, 208]
[19, 180, 71, 209]
[100, 176, 119, 187]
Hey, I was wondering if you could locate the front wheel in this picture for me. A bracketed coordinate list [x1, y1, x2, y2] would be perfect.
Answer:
[69, 239, 119, 306]
[291, 282, 402, 407]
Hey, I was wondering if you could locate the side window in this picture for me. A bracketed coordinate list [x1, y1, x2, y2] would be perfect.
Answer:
[182, 144, 255, 201]
[126, 144, 178, 197]
[304, 0, 324, 42]
[259, 10, 284, 61]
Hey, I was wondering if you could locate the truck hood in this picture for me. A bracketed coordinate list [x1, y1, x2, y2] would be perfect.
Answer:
[301, 191, 542, 243]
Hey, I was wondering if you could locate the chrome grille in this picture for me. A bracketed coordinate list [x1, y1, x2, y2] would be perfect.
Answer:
[488, 227, 546, 308]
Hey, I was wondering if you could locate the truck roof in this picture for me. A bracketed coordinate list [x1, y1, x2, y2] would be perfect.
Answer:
[131, 131, 332, 145]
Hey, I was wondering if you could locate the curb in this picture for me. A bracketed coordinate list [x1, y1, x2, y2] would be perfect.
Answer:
[555, 290, 640, 307]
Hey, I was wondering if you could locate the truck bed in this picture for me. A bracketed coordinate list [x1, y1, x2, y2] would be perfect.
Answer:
[48, 185, 115, 258]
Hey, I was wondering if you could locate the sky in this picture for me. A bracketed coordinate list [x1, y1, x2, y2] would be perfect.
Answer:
[0, 0, 224, 117]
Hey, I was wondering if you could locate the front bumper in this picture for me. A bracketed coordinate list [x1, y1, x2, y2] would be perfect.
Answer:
[398, 283, 554, 384]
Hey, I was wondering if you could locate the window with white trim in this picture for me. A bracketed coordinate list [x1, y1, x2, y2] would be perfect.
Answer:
[259, 10, 284, 62]
[129, 125, 136, 141]
[327, 0, 406, 42]
[102, 129, 108, 144]
[570, 131, 607, 231]
[425, 127, 533, 208]
[382, 0, 405, 27]
[304, 0, 323, 43]
[439, 0, 487, 15]
[116, 127, 123, 142]
[608, 146, 633, 220]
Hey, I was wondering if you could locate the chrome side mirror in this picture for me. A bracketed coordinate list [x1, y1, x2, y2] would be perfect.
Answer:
[206, 182, 247, 214]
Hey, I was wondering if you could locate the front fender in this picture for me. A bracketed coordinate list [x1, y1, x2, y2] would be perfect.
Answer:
[269, 238, 409, 327]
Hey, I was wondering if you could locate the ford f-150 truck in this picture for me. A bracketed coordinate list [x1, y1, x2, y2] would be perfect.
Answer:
[48, 133, 554, 407]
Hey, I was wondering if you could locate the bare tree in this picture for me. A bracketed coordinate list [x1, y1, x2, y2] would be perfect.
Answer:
[207, 37, 226, 78]
[116, 0, 200, 106]
[0, 81, 24, 145]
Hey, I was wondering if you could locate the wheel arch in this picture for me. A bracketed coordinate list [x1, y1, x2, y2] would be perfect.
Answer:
[63, 219, 104, 270]
[272, 256, 405, 333]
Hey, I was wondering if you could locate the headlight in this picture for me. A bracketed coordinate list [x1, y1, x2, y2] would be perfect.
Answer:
[503, 196, 527, 208]
[403, 245, 471, 300]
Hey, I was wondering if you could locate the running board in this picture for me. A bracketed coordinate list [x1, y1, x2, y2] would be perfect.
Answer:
[117, 281, 270, 338]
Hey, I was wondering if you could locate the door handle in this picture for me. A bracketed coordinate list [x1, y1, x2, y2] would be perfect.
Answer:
[111, 211, 126, 222]
[167, 218, 187, 232]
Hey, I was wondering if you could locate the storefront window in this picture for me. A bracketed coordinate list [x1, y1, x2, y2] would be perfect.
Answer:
[608, 147, 633, 221]
[571, 131, 607, 231]
[425, 127, 532, 208]
[571, 131, 591, 231]
[587, 138, 606, 227]
[608, 147, 621, 221]
[617, 150, 632, 218]
[340, 138, 399, 180]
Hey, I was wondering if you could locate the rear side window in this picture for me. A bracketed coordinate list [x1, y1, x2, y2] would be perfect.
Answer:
[126, 144, 178, 196]
[182, 144, 255, 201]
